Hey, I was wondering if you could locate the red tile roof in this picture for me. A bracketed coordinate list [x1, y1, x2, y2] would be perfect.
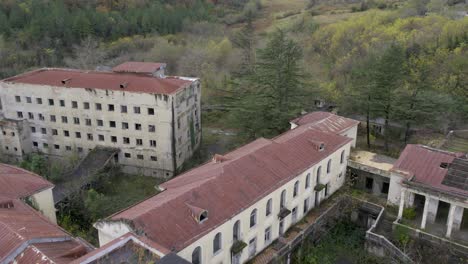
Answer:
[0, 163, 54, 199]
[112, 61, 166, 74]
[392, 145, 468, 196]
[3, 68, 191, 95]
[290, 112, 359, 134]
[0, 164, 91, 263]
[106, 128, 352, 251]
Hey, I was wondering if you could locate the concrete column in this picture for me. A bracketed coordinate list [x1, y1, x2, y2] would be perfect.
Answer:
[446, 204, 456, 238]
[398, 189, 406, 220]
[421, 197, 430, 229]
[407, 192, 415, 207]
[426, 197, 439, 224]
[453, 206, 464, 231]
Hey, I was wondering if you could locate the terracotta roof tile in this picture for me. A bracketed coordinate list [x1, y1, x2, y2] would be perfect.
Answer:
[3, 68, 191, 95]
[0, 163, 53, 199]
[107, 128, 352, 251]
[291, 111, 359, 134]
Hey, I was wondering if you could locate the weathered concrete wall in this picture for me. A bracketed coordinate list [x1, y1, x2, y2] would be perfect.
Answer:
[30, 187, 57, 223]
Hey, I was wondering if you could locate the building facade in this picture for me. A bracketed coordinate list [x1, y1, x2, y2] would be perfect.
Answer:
[0, 62, 201, 177]
[95, 113, 359, 264]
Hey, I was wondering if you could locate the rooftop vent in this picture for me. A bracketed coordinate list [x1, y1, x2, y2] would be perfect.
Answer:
[120, 82, 128, 89]
[308, 140, 325, 152]
[0, 200, 14, 209]
[186, 203, 208, 224]
[212, 154, 228, 163]
[61, 78, 71, 85]
[440, 162, 449, 169]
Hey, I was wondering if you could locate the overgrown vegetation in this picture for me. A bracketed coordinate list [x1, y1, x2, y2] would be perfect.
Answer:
[294, 220, 389, 264]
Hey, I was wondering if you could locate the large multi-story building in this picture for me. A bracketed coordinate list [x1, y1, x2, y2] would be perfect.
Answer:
[0, 62, 201, 177]
[95, 112, 359, 264]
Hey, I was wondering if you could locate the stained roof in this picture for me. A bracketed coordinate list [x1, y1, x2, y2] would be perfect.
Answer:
[0, 164, 91, 263]
[0, 163, 53, 199]
[2, 68, 191, 95]
[112, 61, 166, 74]
[290, 111, 359, 134]
[392, 145, 468, 196]
[105, 127, 352, 251]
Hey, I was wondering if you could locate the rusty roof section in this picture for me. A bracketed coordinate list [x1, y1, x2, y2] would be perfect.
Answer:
[2, 67, 192, 95]
[112, 61, 166, 74]
[392, 144, 468, 196]
[106, 127, 352, 251]
[0, 163, 54, 199]
[291, 111, 359, 134]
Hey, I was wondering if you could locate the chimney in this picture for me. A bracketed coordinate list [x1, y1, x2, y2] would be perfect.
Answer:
[308, 140, 325, 151]
[120, 82, 128, 89]
[61, 78, 71, 85]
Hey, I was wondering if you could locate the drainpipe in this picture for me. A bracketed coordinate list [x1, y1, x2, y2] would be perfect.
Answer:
[171, 99, 177, 176]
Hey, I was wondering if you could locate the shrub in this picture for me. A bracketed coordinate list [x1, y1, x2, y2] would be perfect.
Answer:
[403, 207, 417, 220]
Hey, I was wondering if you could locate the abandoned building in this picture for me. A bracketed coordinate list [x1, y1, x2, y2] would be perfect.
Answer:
[94, 113, 359, 264]
[394, 145, 468, 240]
[0, 62, 201, 177]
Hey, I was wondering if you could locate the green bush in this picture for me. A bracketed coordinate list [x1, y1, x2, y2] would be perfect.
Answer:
[403, 207, 417, 220]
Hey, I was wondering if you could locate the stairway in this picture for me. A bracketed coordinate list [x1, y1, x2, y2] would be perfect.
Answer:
[53, 147, 119, 204]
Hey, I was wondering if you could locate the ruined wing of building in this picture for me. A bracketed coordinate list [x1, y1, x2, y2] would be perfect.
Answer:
[0, 62, 201, 177]
[94, 112, 359, 264]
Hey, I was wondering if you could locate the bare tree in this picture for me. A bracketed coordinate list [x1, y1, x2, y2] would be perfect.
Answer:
[64, 37, 106, 69]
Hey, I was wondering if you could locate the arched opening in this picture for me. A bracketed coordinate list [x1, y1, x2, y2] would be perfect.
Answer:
[250, 209, 257, 228]
[213, 233, 222, 254]
[233, 220, 240, 241]
[280, 190, 287, 208]
[192, 246, 201, 264]
[327, 159, 332, 173]
[266, 198, 272, 216]
[293, 181, 299, 197]
[340, 150, 345, 164]
[305, 173, 311, 189]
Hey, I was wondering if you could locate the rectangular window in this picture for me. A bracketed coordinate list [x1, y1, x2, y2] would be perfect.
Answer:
[61, 116, 68, 123]
[33, 141, 38, 147]
[15, 95, 21, 102]
[43, 143, 49, 148]
[85, 119, 92, 126]
[123, 137, 130, 144]
[150, 156, 157, 161]
[148, 125, 156, 132]
[124, 153, 131, 158]
[98, 135, 104, 141]
[137, 154, 144, 160]
[148, 108, 155, 115]
[73, 117, 80, 125]
[50, 115, 56, 122]
[134, 106, 140, 114]
[136, 139, 143, 146]
[36, 98, 42, 104]
[95, 103, 102, 110]
[38, 114, 44, 121]
[77, 147, 83, 153]
[48, 99, 54, 106]
[111, 136, 117, 143]
[97, 120, 103, 126]
[122, 122, 129, 129]
[108, 104, 114, 111]
[109, 121, 116, 128]
[41, 128, 46, 134]
[17, 111, 23, 118]
[52, 129, 58, 135]
[54, 144, 60, 150]
[75, 132, 81, 138]
[60, 100, 65, 107]
[26, 97, 32, 103]
[264, 227, 271, 244]
[87, 133, 93, 141]
[31, 126, 36, 133]
[28, 112, 34, 119]
[64, 130, 70, 137]
[150, 140, 157, 147]
[72, 101, 78, 108]
[135, 123, 142, 130]
[83, 102, 90, 109]
[66, 146, 72, 151]
[121, 105, 127, 113]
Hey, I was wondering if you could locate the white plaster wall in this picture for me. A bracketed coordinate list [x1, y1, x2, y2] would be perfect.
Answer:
[0, 79, 201, 176]
[30, 187, 57, 223]
[340, 125, 358, 148]
[95, 221, 132, 246]
[388, 172, 405, 205]
[177, 142, 351, 264]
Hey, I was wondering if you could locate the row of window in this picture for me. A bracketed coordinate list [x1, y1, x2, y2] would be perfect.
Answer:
[192, 151, 347, 263]
[14, 95, 157, 115]
[17, 112, 158, 132]
[29, 127, 157, 147]
[29, 142, 158, 161]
